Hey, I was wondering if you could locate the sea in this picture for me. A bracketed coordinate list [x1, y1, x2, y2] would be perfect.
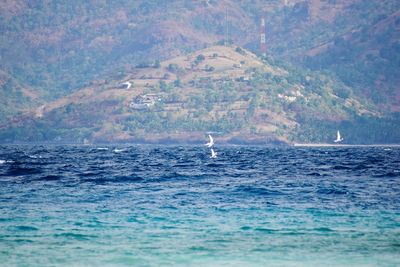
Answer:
[0, 145, 399, 267]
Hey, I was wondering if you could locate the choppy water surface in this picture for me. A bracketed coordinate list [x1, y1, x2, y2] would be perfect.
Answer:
[0, 145, 399, 266]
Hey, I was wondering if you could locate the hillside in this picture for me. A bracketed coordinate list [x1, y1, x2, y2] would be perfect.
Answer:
[4, 45, 394, 144]
[0, 70, 42, 124]
[1, 1, 399, 144]
[267, 0, 400, 110]
[0, 0, 399, 112]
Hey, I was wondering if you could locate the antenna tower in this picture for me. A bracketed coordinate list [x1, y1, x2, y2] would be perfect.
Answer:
[224, 8, 229, 46]
[259, 17, 267, 56]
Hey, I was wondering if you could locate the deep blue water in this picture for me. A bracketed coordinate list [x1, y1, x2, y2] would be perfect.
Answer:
[0, 145, 399, 266]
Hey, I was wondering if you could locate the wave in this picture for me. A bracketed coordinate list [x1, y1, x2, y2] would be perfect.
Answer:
[316, 187, 348, 195]
[236, 186, 286, 196]
[13, 225, 39, 231]
[54, 232, 97, 240]
[36, 174, 61, 181]
[6, 166, 43, 176]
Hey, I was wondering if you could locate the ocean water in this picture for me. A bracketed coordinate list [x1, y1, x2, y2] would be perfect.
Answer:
[0, 145, 399, 267]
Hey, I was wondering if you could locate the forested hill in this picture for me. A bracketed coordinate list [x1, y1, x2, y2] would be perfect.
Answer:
[1, 1, 399, 106]
[1, 45, 399, 144]
[0, 0, 399, 144]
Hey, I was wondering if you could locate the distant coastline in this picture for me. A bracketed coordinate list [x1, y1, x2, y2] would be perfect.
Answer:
[1, 141, 400, 147]
[293, 143, 400, 147]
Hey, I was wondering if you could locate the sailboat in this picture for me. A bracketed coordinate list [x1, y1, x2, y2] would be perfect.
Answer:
[334, 130, 344, 143]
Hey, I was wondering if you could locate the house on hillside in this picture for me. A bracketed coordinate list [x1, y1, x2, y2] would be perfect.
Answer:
[129, 94, 162, 110]
[35, 105, 46, 118]
[236, 76, 250, 83]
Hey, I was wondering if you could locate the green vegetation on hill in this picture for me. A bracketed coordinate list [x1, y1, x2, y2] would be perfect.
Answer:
[2, 0, 397, 107]
[0, 1, 399, 144]
[0, 71, 41, 124]
[1, 46, 386, 144]
[265, 0, 400, 109]
[294, 113, 400, 144]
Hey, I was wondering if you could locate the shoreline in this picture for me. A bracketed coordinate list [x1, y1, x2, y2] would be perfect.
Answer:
[1, 142, 400, 147]
[293, 143, 400, 147]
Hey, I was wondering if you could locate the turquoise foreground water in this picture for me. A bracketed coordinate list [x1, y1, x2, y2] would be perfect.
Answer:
[0, 145, 399, 266]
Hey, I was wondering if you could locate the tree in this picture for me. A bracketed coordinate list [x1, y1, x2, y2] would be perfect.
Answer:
[247, 94, 259, 118]
[168, 63, 179, 72]
[235, 46, 246, 55]
[196, 54, 205, 61]
[174, 78, 182, 87]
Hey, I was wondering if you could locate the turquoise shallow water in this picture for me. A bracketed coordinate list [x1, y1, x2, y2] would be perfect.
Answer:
[0, 145, 399, 266]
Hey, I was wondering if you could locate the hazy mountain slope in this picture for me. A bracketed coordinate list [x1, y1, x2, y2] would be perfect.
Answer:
[0, 0, 399, 144]
[0, 70, 42, 124]
[0, 1, 254, 98]
[1, 45, 382, 144]
[1, 0, 398, 109]
[264, 0, 400, 109]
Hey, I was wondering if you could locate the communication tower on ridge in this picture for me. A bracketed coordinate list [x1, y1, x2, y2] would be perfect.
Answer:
[224, 8, 229, 46]
[259, 17, 267, 56]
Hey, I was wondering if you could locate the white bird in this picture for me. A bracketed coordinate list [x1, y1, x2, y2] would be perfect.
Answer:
[121, 81, 132, 89]
[334, 130, 344, 143]
[210, 148, 217, 158]
[205, 134, 214, 147]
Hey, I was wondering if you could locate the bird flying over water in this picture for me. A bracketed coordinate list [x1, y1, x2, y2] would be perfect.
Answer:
[210, 148, 217, 158]
[205, 134, 214, 147]
[334, 130, 343, 143]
